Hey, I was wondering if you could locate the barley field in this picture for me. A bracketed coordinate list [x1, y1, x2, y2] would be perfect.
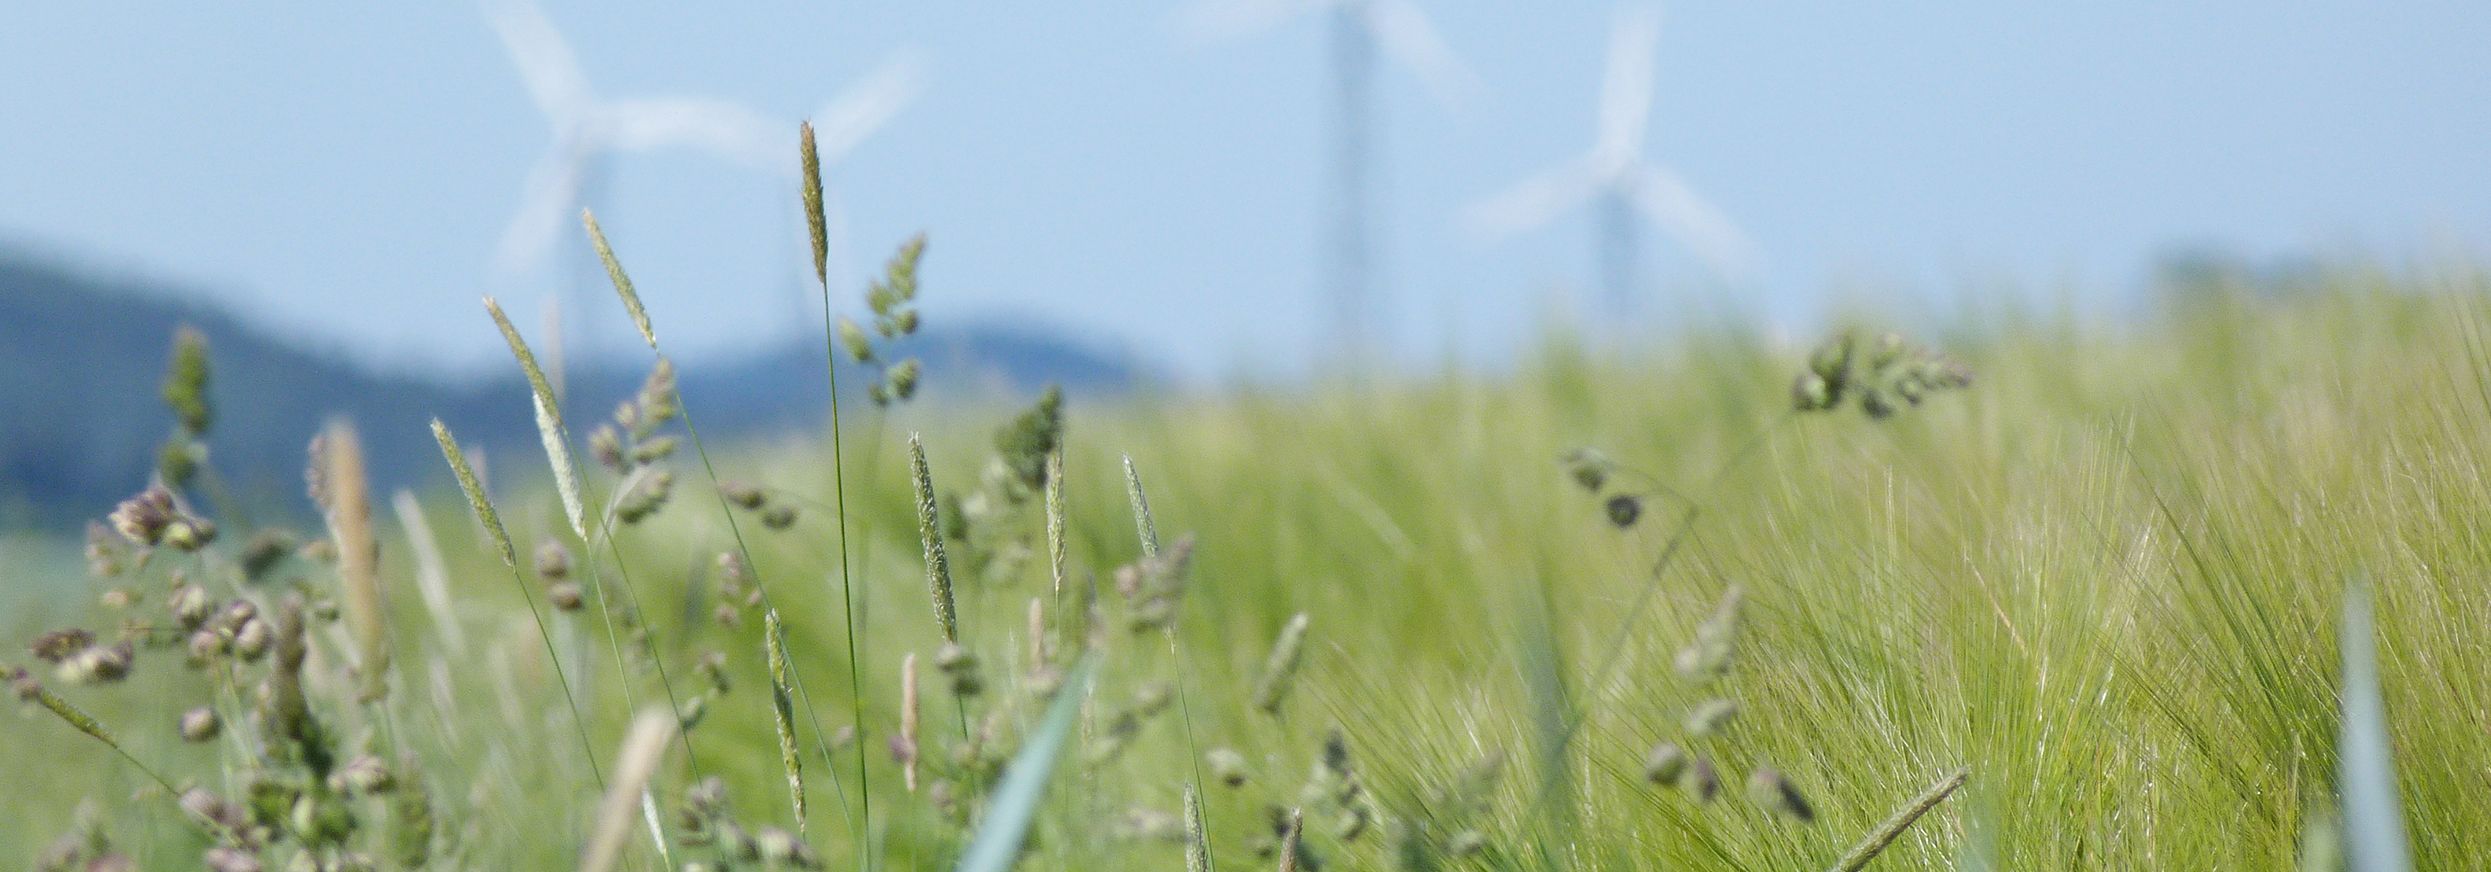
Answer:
[8, 224, 2487, 870]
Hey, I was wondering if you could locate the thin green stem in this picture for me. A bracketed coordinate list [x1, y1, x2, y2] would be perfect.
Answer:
[819, 251, 874, 872]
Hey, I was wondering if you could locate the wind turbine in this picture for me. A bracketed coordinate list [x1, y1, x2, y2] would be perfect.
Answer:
[1179, 0, 1478, 364]
[1465, 4, 1756, 321]
[486, 0, 779, 375]
[485, 0, 924, 371]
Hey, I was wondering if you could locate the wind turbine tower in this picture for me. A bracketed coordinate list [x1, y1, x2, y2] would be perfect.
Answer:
[1182, 0, 1476, 364]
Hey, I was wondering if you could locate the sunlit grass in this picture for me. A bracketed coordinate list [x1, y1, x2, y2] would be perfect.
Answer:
[6, 263, 2487, 868]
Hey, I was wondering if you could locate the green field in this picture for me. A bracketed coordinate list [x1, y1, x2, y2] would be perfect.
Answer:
[9, 261, 2488, 869]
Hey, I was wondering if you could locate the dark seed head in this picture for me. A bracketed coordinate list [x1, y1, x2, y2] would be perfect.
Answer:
[1605, 494, 1643, 528]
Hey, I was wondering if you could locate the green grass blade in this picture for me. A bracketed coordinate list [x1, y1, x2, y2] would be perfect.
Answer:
[955, 655, 1097, 872]
[2338, 584, 2411, 872]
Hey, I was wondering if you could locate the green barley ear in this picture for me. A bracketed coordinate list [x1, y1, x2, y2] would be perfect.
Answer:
[485, 296, 586, 539]
[1252, 613, 1311, 716]
[764, 610, 806, 835]
[581, 209, 656, 349]
[1832, 767, 1969, 872]
[800, 122, 829, 287]
[908, 434, 959, 643]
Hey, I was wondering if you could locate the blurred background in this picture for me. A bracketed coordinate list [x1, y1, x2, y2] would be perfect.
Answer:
[4, 1, 2491, 521]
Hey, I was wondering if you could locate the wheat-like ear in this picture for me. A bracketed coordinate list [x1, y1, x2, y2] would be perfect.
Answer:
[908, 434, 959, 643]
[580, 707, 678, 872]
[1831, 767, 1969, 872]
[1123, 454, 1160, 558]
[1045, 448, 1068, 603]
[764, 610, 807, 834]
[433, 420, 518, 567]
[432, 418, 603, 784]
[800, 122, 829, 286]
[486, 296, 586, 539]
[582, 209, 657, 349]
[1252, 613, 1311, 716]
[319, 418, 390, 702]
[1277, 808, 1304, 872]
[1184, 785, 1212, 872]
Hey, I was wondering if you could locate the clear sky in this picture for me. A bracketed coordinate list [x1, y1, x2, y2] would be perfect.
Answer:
[5, 3, 2490, 382]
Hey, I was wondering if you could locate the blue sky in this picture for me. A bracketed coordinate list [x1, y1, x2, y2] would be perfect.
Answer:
[4, 3, 2490, 382]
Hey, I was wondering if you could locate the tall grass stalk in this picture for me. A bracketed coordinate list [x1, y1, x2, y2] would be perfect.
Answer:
[803, 119, 876, 868]
[1120, 455, 1214, 871]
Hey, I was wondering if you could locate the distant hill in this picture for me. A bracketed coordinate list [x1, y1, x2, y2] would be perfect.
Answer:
[0, 251, 1144, 526]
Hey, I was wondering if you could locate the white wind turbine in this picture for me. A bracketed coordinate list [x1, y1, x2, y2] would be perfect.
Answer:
[1178, 0, 1479, 362]
[485, 0, 925, 364]
[1465, 4, 1756, 320]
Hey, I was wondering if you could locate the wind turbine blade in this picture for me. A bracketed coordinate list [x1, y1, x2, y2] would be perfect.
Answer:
[1595, 3, 1663, 160]
[1173, 0, 1327, 45]
[1625, 165, 1759, 280]
[1462, 158, 1604, 239]
[809, 50, 930, 164]
[482, 0, 593, 117]
[601, 98, 783, 170]
[1365, 0, 1483, 108]
[494, 148, 588, 276]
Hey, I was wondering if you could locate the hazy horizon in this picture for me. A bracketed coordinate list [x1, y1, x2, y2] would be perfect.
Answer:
[6, 2, 2489, 382]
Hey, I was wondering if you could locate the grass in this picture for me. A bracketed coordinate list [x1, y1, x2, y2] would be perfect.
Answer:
[6, 251, 2489, 868]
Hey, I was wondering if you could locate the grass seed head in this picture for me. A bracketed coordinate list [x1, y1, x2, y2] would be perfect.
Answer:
[1252, 612, 1312, 715]
[1745, 767, 1814, 823]
[799, 122, 828, 286]
[1643, 742, 1688, 785]
[1684, 698, 1738, 738]
[1681, 756, 1719, 803]
[179, 707, 221, 743]
[1208, 747, 1250, 788]
[908, 434, 960, 642]
[431, 420, 517, 568]
[108, 485, 177, 546]
[161, 325, 213, 437]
